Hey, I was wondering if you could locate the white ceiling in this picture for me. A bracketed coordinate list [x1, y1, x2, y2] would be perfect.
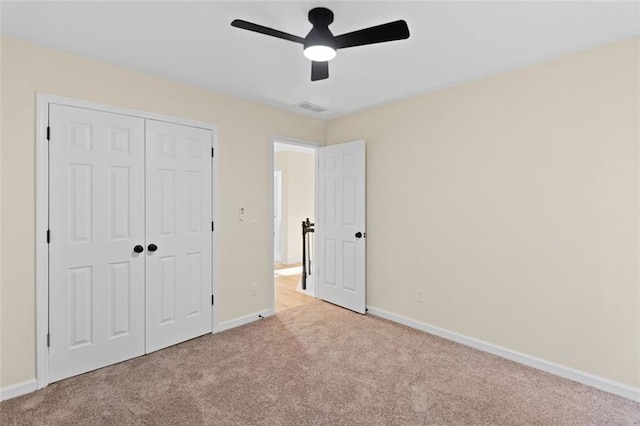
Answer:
[2, 1, 638, 120]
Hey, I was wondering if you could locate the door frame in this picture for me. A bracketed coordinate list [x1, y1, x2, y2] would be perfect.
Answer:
[269, 136, 322, 315]
[35, 93, 219, 389]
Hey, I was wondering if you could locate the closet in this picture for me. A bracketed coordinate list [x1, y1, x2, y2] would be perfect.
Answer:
[47, 104, 213, 382]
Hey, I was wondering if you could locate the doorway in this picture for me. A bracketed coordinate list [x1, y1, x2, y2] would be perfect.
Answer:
[272, 140, 317, 312]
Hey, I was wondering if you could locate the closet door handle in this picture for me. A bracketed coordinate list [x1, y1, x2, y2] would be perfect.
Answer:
[133, 245, 144, 253]
[148, 243, 158, 252]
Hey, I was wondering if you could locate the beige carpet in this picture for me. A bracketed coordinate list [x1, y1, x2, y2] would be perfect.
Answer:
[1, 300, 638, 425]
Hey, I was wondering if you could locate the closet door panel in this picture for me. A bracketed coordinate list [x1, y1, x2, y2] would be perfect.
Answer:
[49, 105, 146, 382]
[145, 120, 213, 352]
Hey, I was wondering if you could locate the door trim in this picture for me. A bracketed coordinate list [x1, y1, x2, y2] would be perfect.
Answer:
[35, 93, 219, 389]
[269, 136, 322, 315]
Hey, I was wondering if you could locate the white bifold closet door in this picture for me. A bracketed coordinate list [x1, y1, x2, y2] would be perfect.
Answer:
[49, 105, 146, 382]
[145, 120, 212, 353]
[49, 106, 213, 382]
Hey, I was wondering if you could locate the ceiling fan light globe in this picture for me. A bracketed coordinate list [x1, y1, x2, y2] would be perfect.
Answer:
[304, 45, 336, 62]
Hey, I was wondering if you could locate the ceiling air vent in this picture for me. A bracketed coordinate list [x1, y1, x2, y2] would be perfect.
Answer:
[296, 101, 329, 113]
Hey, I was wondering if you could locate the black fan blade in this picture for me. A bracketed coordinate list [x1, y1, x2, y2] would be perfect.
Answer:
[231, 19, 304, 44]
[334, 20, 409, 49]
[311, 61, 329, 81]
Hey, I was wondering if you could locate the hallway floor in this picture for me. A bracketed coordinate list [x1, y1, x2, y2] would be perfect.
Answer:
[274, 262, 314, 312]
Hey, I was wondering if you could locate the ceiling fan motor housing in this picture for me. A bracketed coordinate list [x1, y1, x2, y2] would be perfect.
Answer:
[305, 8, 336, 50]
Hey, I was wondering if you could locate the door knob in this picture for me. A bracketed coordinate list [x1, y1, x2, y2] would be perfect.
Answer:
[355, 232, 363, 239]
[148, 243, 158, 252]
[133, 245, 144, 253]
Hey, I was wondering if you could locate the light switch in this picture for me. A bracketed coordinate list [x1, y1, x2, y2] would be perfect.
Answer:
[239, 207, 245, 221]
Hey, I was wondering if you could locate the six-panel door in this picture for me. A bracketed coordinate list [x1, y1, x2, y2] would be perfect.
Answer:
[316, 140, 367, 314]
[144, 120, 213, 353]
[49, 105, 146, 382]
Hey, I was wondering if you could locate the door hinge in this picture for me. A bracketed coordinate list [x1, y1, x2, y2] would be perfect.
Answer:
[46, 230, 50, 244]
[211, 295, 215, 305]
[211, 147, 214, 158]
[211, 221, 215, 232]
[47, 333, 50, 347]
[46, 126, 50, 141]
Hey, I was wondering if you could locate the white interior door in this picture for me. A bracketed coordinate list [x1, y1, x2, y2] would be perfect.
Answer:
[274, 170, 283, 262]
[145, 120, 213, 353]
[316, 140, 366, 313]
[49, 105, 146, 382]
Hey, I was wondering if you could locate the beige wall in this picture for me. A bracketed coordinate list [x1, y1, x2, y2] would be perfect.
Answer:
[274, 151, 315, 264]
[0, 35, 4, 390]
[0, 36, 324, 388]
[2, 34, 639, 392]
[326, 38, 640, 388]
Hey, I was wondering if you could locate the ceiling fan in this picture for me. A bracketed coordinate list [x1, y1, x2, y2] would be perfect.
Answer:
[231, 7, 410, 81]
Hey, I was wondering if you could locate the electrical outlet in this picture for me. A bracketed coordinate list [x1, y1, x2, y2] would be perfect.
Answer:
[250, 282, 257, 296]
[416, 288, 424, 303]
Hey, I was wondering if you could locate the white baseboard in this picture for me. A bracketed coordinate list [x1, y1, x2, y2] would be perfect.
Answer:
[0, 379, 37, 401]
[366, 306, 640, 403]
[216, 309, 273, 333]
